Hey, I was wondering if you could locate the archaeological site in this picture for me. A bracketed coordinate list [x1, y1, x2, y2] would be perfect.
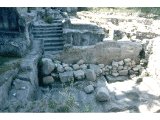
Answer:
[1, 7, 160, 112]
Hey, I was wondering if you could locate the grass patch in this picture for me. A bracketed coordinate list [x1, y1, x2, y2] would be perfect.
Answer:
[0, 56, 20, 74]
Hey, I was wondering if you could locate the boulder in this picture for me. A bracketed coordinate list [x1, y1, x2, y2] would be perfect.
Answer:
[106, 75, 128, 83]
[72, 64, 80, 70]
[43, 76, 54, 85]
[59, 71, 74, 83]
[73, 70, 85, 80]
[112, 61, 119, 68]
[119, 70, 128, 76]
[84, 85, 94, 94]
[85, 69, 96, 81]
[57, 64, 64, 73]
[41, 58, 55, 75]
[96, 87, 110, 102]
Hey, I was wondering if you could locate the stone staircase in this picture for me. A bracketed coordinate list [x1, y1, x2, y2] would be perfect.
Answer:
[32, 19, 64, 55]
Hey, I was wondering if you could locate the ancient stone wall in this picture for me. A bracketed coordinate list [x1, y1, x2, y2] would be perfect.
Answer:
[62, 18, 105, 46]
[0, 7, 35, 57]
[56, 41, 142, 65]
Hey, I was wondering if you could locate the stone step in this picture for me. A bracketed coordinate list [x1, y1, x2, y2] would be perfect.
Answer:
[32, 27, 62, 31]
[44, 42, 64, 47]
[34, 23, 62, 27]
[34, 37, 63, 41]
[44, 50, 63, 55]
[43, 39, 64, 44]
[33, 33, 62, 38]
[44, 46, 63, 51]
[32, 30, 63, 34]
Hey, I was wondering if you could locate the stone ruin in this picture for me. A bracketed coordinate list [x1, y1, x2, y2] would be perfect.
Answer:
[0, 7, 160, 112]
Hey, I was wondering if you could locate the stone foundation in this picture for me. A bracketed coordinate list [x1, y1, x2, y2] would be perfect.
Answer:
[55, 41, 142, 65]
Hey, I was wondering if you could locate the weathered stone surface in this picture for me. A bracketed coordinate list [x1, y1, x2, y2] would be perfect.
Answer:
[85, 69, 96, 81]
[84, 85, 94, 94]
[79, 64, 87, 70]
[112, 61, 119, 68]
[57, 64, 64, 73]
[42, 58, 55, 75]
[119, 70, 128, 76]
[112, 72, 119, 77]
[63, 18, 105, 46]
[77, 59, 85, 65]
[89, 64, 102, 76]
[59, 71, 74, 83]
[43, 76, 54, 85]
[118, 60, 124, 66]
[106, 75, 128, 83]
[124, 58, 131, 63]
[96, 87, 110, 102]
[10, 79, 36, 103]
[73, 70, 85, 80]
[118, 66, 123, 70]
[64, 66, 73, 71]
[98, 64, 105, 69]
[72, 64, 80, 70]
[0, 69, 18, 109]
[56, 41, 142, 65]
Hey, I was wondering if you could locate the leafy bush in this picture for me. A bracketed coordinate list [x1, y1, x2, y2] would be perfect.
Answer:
[43, 16, 53, 24]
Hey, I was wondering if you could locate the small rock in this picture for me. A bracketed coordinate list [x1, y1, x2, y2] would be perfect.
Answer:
[84, 85, 94, 94]
[74, 70, 85, 80]
[79, 64, 87, 70]
[125, 62, 132, 67]
[72, 64, 80, 70]
[62, 63, 69, 68]
[118, 66, 123, 70]
[119, 70, 128, 76]
[96, 87, 110, 102]
[51, 73, 59, 79]
[43, 76, 54, 85]
[129, 74, 136, 79]
[132, 67, 139, 72]
[131, 60, 136, 67]
[124, 58, 131, 63]
[64, 66, 73, 71]
[118, 60, 124, 66]
[112, 61, 119, 68]
[98, 64, 105, 69]
[128, 70, 135, 75]
[141, 69, 149, 77]
[123, 66, 128, 70]
[59, 71, 74, 83]
[77, 59, 85, 65]
[57, 64, 64, 73]
[107, 65, 112, 70]
[85, 69, 96, 81]
[136, 77, 143, 84]
[112, 72, 119, 77]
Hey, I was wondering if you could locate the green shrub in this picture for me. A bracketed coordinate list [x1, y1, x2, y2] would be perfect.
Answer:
[44, 16, 53, 24]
